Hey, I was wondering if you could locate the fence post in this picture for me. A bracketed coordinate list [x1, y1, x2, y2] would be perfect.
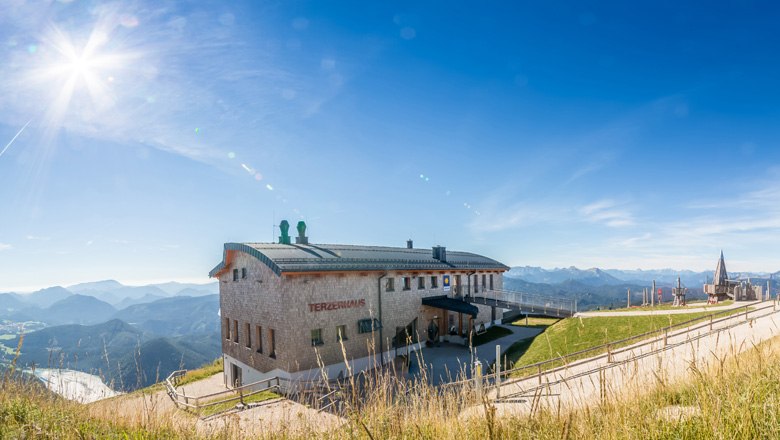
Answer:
[607, 344, 612, 363]
[474, 360, 483, 401]
[710, 315, 713, 331]
[495, 344, 501, 400]
[538, 365, 542, 385]
[745, 305, 749, 321]
[663, 329, 668, 347]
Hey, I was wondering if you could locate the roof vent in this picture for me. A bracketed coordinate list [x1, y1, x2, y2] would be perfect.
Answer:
[432, 245, 446, 262]
[278, 220, 291, 244]
[407, 239, 413, 249]
[295, 221, 309, 245]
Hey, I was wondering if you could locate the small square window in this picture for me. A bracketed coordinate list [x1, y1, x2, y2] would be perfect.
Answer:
[241, 268, 247, 279]
[431, 276, 439, 288]
[402, 277, 411, 290]
[358, 318, 382, 334]
[418, 277, 425, 289]
[336, 324, 348, 342]
[311, 328, 324, 346]
[385, 278, 395, 292]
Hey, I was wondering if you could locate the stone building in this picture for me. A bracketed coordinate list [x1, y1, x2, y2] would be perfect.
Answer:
[209, 221, 509, 387]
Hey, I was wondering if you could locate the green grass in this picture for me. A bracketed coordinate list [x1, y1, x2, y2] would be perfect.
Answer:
[511, 316, 561, 328]
[508, 309, 743, 375]
[471, 325, 512, 346]
[175, 357, 223, 387]
[602, 299, 735, 312]
[198, 389, 279, 417]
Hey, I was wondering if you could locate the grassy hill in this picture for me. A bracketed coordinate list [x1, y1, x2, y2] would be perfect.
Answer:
[503, 309, 744, 375]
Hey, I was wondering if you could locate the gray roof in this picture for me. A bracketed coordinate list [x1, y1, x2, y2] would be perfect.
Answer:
[209, 243, 509, 277]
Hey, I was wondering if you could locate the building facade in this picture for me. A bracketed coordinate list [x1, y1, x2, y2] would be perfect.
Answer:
[209, 221, 509, 387]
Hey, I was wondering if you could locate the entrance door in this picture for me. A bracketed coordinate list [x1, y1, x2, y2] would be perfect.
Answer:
[231, 363, 242, 388]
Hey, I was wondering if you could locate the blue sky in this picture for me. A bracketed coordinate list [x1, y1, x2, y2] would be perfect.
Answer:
[2, 1, 780, 291]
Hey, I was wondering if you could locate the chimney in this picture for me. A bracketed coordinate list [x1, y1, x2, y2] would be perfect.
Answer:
[432, 245, 447, 262]
[278, 220, 291, 244]
[295, 221, 309, 244]
[407, 239, 413, 249]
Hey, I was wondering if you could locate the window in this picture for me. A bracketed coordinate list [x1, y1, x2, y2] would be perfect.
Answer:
[241, 268, 247, 279]
[311, 328, 324, 346]
[336, 324, 348, 342]
[269, 328, 276, 358]
[244, 322, 251, 348]
[385, 277, 395, 292]
[431, 276, 439, 288]
[474, 274, 479, 293]
[233, 269, 239, 281]
[490, 274, 494, 290]
[224, 317, 230, 340]
[358, 318, 382, 334]
[256, 325, 263, 353]
[402, 276, 411, 291]
[232, 320, 239, 343]
[418, 277, 425, 289]
[482, 274, 486, 291]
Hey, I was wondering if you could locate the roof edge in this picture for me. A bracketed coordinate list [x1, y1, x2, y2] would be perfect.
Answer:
[208, 243, 283, 278]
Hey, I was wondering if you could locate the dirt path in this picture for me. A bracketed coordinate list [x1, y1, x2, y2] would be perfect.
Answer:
[462, 302, 780, 419]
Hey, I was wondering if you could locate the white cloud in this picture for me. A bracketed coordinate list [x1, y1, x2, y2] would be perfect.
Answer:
[579, 199, 634, 227]
[0, 243, 11, 251]
[25, 235, 50, 240]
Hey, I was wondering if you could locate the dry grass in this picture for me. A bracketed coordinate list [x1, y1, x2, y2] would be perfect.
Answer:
[5, 316, 780, 439]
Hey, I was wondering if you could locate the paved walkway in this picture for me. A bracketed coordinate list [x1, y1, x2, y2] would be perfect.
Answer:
[462, 301, 780, 420]
[410, 324, 544, 385]
[575, 300, 759, 317]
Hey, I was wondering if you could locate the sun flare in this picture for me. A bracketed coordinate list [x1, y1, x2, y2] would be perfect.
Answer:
[30, 24, 135, 129]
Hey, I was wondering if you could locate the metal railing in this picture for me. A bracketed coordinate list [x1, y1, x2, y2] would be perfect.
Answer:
[438, 301, 778, 404]
[495, 301, 780, 401]
[164, 370, 351, 418]
[466, 288, 576, 317]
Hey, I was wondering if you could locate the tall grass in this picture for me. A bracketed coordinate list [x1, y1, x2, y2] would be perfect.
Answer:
[4, 319, 780, 439]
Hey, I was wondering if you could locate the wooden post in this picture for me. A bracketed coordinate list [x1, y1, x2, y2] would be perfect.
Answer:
[496, 344, 501, 400]
[663, 329, 668, 347]
[627, 288, 631, 308]
[538, 365, 542, 384]
[607, 344, 612, 362]
[745, 306, 749, 321]
[710, 315, 713, 331]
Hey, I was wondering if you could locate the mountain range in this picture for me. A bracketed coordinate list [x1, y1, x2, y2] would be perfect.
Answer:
[0, 280, 222, 391]
[506, 265, 780, 288]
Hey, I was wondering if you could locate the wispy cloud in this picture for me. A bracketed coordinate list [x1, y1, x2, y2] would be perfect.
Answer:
[26, 235, 50, 240]
[0, 2, 331, 168]
[0, 243, 12, 251]
[579, 199, 634, 227]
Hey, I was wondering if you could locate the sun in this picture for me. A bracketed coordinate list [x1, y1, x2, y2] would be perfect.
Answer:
[30, 23, 135, 128]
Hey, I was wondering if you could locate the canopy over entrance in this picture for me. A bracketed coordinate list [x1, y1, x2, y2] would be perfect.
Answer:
[422, 295, 478, 318]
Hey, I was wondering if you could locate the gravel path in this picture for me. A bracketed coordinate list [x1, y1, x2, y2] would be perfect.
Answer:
[462, 301, 780, 419]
